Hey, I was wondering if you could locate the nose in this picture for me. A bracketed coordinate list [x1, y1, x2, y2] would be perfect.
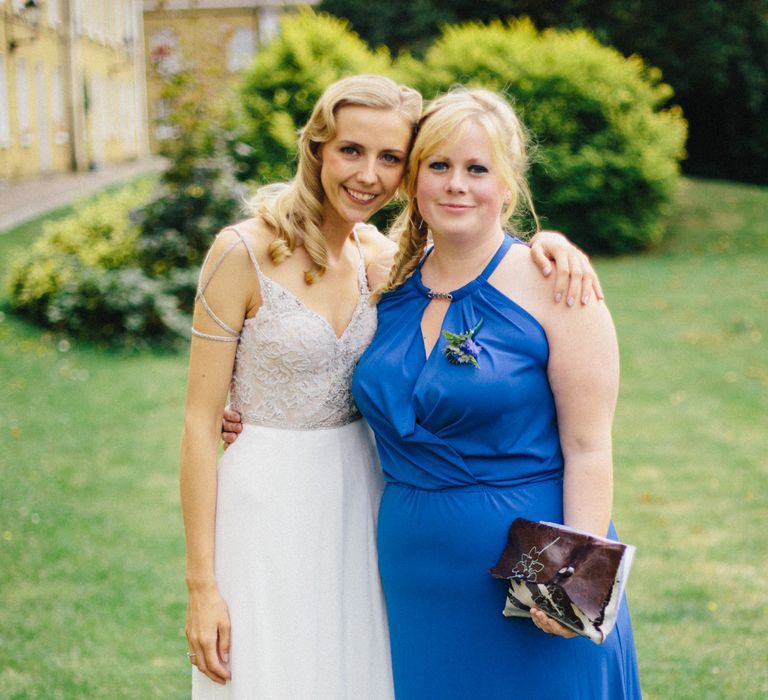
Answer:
[445, 169, 467, 194]
[356, 157, 377, 186]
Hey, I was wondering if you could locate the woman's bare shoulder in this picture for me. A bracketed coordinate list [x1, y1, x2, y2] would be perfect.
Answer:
[221, 216, 276, 260]
[501, 241, 615, 332]
[355, 223, 396, 257]
[494, 240, 544, 286]
[488, 242, 557, 318]
[198, 218, 275, 293]
[351, 225, 394, 290]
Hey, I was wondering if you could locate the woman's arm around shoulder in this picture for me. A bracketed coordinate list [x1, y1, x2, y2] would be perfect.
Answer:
[527, 230, 605, 305]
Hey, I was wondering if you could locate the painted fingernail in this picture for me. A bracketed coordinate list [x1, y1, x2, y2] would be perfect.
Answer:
[555, 293, 563, 303]
[582, 295, 590, 304]
[567, 296, 575, 307]
[543, 266, 552, 276]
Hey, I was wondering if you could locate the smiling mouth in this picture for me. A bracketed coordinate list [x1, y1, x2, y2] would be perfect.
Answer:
[344, 187, 378, 203]
[440, 203, 473, 210]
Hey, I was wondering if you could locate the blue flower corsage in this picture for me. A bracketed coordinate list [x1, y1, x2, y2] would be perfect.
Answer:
[442, 318, 484, 368]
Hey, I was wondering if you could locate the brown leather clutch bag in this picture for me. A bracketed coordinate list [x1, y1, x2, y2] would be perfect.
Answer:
[489, 518, 635, 644]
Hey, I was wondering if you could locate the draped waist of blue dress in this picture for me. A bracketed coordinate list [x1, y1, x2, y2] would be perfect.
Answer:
[370, 422, 564, 491]
[385, 473, 562, 493]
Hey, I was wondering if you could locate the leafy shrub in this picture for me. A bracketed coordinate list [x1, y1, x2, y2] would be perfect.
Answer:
[491, 1, 768, 184]
[9, 61, 245, 348]
[8, 180, 151, 312]
[131, 158, 243, 314]
[397, 19, 687, 253]
[234, 9, 392, 183]
[40, 265, 191, 345]
[134, 63, 245, 305]
[7, 179, 192, 348]
[322, 0, 766, 185]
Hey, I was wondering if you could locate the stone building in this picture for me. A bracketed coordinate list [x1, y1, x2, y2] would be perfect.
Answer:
[143, 0, 317, 152]
[0, 0, 148, 179]
[0, 0, 317, 180]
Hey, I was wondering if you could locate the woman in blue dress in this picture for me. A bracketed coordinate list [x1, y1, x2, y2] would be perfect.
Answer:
[352, 88, 642, 699]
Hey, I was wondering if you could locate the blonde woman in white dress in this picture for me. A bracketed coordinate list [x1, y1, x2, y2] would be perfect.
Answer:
[181, 74, 601, 699]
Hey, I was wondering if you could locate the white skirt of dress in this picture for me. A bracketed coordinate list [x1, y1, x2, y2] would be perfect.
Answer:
[191, 419, 393, 700]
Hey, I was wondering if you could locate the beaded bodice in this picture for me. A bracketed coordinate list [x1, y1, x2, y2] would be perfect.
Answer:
[193, 226, 377, 430]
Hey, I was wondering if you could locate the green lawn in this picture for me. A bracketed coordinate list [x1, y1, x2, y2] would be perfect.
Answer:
[1, 177, 766, 698]
[603, 178, 768, 699]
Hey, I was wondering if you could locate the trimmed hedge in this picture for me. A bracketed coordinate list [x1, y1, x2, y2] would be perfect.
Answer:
[237, 12, 686, 253]
[397, 19, 687, 252]
[233, 9, 393, 183]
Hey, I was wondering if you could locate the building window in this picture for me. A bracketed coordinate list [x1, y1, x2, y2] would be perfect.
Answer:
[52, 68, 64, 123]
[149, 28, 181, 76]
[226, 27, 256, 72]
[123, 1, 137, 46]
[258, 7, 281, 45]
[154, 97, 176, 141]
[0, 56, 10, 147]
[52, 68, 69, 144]
[48, 0, 61, 25]
[16, 59, 32, 146]
[72, 0, 82, 34]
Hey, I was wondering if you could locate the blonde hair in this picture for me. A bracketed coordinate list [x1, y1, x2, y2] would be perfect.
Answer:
[374, 87, 538, 302]
[249, 75, 422, 284]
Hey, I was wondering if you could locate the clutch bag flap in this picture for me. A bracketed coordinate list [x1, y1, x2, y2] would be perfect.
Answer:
[489, 518, 636, 644]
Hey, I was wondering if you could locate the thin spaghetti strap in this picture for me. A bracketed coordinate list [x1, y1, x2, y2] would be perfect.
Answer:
[229, 225, 265, 280]
[416, 245, 435, 270]
[192, 226, 247, 342]
[351, 225, 369, 291]
[197, 228, 242, 292]
[478, 234, 514, 281]
[351, 224, 365, 253]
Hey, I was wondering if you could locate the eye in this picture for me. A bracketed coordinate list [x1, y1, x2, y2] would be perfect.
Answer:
[340, 145, 359, 156]
[381, 153, 403, 165]
[468, 164, 489, 174]
[427, 160, 449, 172]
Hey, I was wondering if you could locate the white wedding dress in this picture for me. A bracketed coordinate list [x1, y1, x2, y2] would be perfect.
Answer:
[191, 226, 393, 699]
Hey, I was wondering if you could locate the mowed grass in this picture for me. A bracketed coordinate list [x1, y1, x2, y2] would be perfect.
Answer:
[602, 178, 768, 699]
[0, 177, 766, 698]
[0, 200, 191, 698]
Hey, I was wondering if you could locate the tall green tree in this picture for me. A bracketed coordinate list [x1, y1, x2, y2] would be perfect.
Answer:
[319, 0, 768, 184]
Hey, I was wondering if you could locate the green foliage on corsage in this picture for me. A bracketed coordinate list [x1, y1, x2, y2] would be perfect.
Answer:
[442, 318, 485, 368]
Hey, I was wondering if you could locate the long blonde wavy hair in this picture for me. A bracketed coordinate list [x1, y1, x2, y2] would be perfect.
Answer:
[249, 75, 422, 284]
[373, 87, 538, 302]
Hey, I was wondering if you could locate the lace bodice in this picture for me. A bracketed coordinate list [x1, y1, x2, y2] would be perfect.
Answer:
[193, 226, 377, 430]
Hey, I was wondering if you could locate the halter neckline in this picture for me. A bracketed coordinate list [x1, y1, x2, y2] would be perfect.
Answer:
[414, 234, 514, 302]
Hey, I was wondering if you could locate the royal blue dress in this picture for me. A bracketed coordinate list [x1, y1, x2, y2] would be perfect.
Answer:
[352, 235, 642, 699]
